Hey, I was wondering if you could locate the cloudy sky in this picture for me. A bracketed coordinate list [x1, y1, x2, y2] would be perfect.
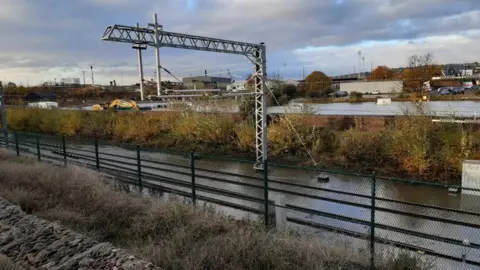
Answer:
[0, 0, 479, 86]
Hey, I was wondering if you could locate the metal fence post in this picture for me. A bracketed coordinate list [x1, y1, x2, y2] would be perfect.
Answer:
[370, 172, 377, 269]
[190, 151, 197, 205]
[0, 84, 8, 150]
[14, 132, 19, 155]
[263, 159, 269, 227]
[62, 136, 67, 166]
[36, 134, 41, 161]
[94, 139, 100, 170]
[136, 145, 142, 191]
[0, 83, 7, 135]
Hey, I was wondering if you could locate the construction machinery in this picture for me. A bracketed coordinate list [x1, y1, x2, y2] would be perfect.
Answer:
[93, 99, 139, 111]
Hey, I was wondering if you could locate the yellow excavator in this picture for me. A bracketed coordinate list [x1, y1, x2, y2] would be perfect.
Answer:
[92, 99, 139, 111]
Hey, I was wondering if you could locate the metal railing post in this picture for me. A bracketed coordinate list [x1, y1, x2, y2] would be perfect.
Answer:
[263, 159, 269, 227]
[0, 84, 8, 144]
[95, 139, 100, 170]
[370, 172, 377, 269]
[62, 136, 67, 166]
[190, 151, 197, 205]
[14, 132, 19, 155]
[2, 132, 6, 149]
[36, 134, 41, 161]
[136, 145, 142, 191]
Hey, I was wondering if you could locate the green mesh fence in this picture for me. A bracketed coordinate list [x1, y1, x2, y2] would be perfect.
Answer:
[1, 131, 479, 269]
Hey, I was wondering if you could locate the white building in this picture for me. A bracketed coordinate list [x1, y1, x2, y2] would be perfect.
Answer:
[227, 81, 247, 92]
[340, 80, 403, 94]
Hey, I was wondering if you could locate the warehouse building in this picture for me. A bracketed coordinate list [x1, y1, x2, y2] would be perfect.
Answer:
[339, 80, 403, 94]
[23, 92, 57, 103]
[182, 76, 232, 90]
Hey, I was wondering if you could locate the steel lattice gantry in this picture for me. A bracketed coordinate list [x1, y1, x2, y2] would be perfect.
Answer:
[101, 16, 268, 170]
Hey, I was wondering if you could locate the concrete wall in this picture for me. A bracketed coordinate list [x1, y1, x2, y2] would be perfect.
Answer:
[462, 160, 480, 196]
[340, 80, 403, 94]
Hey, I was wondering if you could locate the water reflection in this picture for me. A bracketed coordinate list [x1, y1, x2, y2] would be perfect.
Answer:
[269, 101, 480, 117]
[12, 136, 480, 268]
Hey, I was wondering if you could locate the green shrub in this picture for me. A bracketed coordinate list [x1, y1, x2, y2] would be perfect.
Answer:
[268, 115, 317, 156]
[338, 130, 384, 163]
[348, 92, 364, 102]
[281, 84, 297, 97]
[313, 127, 338, 154]
[278, 94, 289, 105]
[384, 116, 432, 174]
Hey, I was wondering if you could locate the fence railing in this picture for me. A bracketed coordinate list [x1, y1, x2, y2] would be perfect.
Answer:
[1, 131, 479, 269]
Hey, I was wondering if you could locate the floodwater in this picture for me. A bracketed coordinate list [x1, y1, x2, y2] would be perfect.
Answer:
[9, 136, 480, 269]
[269, 100, 480, 117]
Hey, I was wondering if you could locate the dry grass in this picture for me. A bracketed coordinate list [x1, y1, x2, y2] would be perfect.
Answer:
[0, 152, 432, 269]
[4, 107, 480, 182]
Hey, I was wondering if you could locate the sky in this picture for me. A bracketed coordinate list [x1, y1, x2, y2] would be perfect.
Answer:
[0, 0, 479, 86]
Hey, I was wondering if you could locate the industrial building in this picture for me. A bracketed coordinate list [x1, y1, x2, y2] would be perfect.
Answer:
[182, 76, 232, 90]
[23, 92, 57, 103]
[339, 80, 403, 94]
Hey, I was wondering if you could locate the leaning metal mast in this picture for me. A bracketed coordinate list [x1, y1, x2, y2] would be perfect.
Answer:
[101, 13, 268, 170]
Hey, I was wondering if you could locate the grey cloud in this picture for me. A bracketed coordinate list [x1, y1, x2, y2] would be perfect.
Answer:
[0, 0, 480, 84]
[156, 0, 480, 49]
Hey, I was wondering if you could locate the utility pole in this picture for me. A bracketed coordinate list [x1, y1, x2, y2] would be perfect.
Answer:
[90, 66, 95, 85]
[362, 56, 366, 80]
[152, 13, 162, 96]
[82, 71, 86, 87]
[302, 65, 305, 79]
[133, 22, 147, 101]
[358, 51, 362, 80]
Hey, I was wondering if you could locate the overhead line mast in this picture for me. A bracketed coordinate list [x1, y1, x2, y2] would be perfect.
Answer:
[101, 13, 268, 170]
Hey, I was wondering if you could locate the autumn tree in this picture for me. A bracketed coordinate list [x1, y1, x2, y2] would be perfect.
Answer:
[6, 82, 17, 88]
[305, 71, 332, 96]
[370, 66, 394, 80]
[402, 53, 442, 91]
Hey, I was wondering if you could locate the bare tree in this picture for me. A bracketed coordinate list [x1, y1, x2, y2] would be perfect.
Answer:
[403, 53, 441, 91]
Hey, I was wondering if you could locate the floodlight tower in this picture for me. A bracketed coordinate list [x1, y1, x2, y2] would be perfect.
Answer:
[133, 23, 147, 101]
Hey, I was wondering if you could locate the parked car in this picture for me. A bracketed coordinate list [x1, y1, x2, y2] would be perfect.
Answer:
[440, 89, 452, 95]
[371, 91, 380, 95]
[451, 87, 465, 95]
[437, 87, 448, 92]
[332, 91, 348, 98]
